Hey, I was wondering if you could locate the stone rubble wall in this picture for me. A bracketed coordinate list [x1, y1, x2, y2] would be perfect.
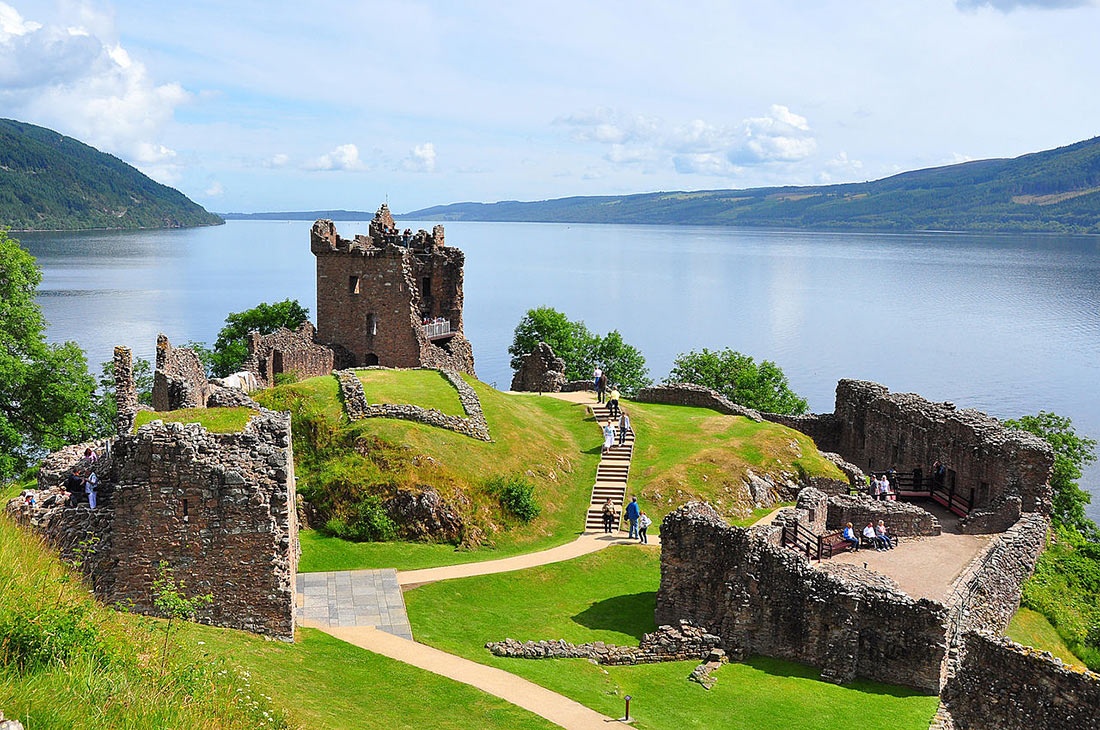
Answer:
[636, 383, 762, 422]
[943, 633, 1100, 730]
[560, 379, 592, 392]
[510, 342, 567, 393]
[7, 412, 299, 640]
[114, 346, 138, 434]
[826, 494, 942, 537]
[486, 621, 722, 666]
[152, 334, 211, 412]
[335, 368, 491, 441]
[656, 502, 950, 691]
[760, 411, 842, 452]
[244, 321, 335, 386]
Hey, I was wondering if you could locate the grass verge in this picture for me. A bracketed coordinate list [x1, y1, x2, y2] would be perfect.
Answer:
[356, 368, 466, 416]
[1007, 607, 1087, 667]
[404, 546, 940, 730]
[133, 407, 256, 434]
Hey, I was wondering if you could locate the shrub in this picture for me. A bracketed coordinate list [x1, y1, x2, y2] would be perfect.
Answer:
[0, 602, 114, 671]
[323, 516, 349, 539]
[346, 497, 398, 542]
[273, 371, 300, 386]
[489, 474, 540, 523]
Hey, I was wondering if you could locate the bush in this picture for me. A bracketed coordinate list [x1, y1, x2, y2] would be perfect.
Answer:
[0, 602, 114, 671]
[322, 498, 397, 542]
[489, 474, 540, 523]
[273, 371, 300, 386]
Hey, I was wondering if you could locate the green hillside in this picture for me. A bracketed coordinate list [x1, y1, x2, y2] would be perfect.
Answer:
[0, 119, 222, 231]
[407, 135, 1100, 234]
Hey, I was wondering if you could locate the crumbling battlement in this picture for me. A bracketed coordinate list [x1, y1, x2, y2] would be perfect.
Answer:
[310, 209, 475, 375]
[826, 494, 941, 537]
[511, 342, 567, 393]
[244, 320, 335, 386]
[7, 412, 299, 640]
[760, 379, 1055, 533]
[636, 383, 762, 421]
[152, 333, 211, 411]
[656, 502, 950, 691]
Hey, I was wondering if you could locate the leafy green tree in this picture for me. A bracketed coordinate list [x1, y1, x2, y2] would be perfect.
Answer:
[507, 306, 597, 380]
[1004, 411, 1098, 541]
[208, 299, 309, 377]
[669, 348, 808, 415]
[592, 330, 651, 396]
[0, 231, 99, 478]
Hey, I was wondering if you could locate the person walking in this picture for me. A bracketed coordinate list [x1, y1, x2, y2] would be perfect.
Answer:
[625, 496, 640, 539]
[602, 421, 615, 454]
[84, 470, 98, 510]
[608, 386, 621, 418]
[602, 499, 616, 534]
[593, 366, 603, 393]
[596, 372, 607, 404]
[638, 511, 651, 544]
[618, 411, 631, 446]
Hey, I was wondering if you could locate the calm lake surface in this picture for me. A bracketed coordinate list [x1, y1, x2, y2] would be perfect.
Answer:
[18, 220, 1100, 521]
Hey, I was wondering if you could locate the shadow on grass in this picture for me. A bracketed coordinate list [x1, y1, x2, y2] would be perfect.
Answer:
[741, 655, 937, 698]
[571, 591, 657, 641]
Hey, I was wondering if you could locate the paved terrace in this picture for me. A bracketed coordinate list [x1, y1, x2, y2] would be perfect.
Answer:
[821, 502, 992, 603]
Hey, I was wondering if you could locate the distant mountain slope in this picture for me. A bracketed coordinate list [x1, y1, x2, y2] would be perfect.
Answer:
[407, 136, 1100, 234]
[0, 119, 222, 231]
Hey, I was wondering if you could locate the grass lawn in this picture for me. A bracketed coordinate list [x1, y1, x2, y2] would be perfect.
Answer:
[356, 368, 466, 416]
[1007, 607, 1087, 668]
[133, 406, 256, 433]
[180, 624, 555, 730]
[404, 546, 940, 730]
[624, 400, 845, 524]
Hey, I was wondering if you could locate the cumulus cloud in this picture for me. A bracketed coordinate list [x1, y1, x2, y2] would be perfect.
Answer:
[955, 0, 1093, 11]
[817, 152, 863, 182]
[0, 2, 188, 180]
[204, 181, 224, 197]
[561, 104, 817, 177]
[306, 143, 365, 171]
[264, 153, 289, 167]
[403, 142, 436, 172]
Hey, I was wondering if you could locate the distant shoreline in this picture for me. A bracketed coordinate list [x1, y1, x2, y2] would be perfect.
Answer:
[8, 220, 226, 234]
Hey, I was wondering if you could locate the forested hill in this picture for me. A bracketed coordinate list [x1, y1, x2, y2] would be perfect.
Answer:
[0, 119, 222, 231]
[407, 136, 1100, 234]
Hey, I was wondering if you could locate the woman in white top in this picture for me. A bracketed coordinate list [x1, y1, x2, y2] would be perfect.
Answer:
[602, 422, 615, 454]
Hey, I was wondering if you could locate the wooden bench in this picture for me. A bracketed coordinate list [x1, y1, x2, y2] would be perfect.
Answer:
[821, 530, 858, 558]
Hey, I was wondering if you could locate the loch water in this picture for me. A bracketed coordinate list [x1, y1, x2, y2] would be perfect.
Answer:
[18, 219, 1100, 521]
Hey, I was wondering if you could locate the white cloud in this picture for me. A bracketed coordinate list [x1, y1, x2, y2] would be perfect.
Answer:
[556, 108, 660, 145]
[265, 152, 289, 167]
[672, 153, 741, 176]
[403, 142, 437, 172]
[729, 105, 817, 164]
[956, 0, 1093, 11]
[950, 152, 975, 163]
[204, 181, 224, 196]
[305, 143, 365, 171]
[0, 2, 188, 178]
[817, 152, 864, 182]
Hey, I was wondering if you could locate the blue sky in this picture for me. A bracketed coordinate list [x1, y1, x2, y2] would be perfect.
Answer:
[3, 0, 1100, 212]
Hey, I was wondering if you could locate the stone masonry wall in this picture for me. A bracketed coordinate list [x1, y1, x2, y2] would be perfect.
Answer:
[245, 321, 334, 386]
[510, 342, 567, 393]
[152, 334, 211, 411]
[114, 346, 138, 434]
[656, 502, 949, 691]
[636, 383, 763, 421]
[826, 494, 941, 537]
[335, 368, 491, 441]
[8, 413, 299, 640]
[943, 632, 1100, 730]
[486, 622, 722, 666]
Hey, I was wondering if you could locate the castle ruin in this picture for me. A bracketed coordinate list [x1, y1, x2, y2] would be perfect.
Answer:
[310, 205, 475, 374]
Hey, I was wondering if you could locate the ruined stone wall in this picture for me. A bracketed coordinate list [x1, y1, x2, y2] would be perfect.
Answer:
[656, 502, 949, 691]
[9, 413, 298, 640]
[486, 622, 722, 666]
[152, 334, 211, 411]
[311, 218, 475, 375]
[825, 494, 941, 537]
[511, 342, 567, 393]
[114, 346, 138, 434]
[943, 633, 1100, 730]
[636, 383, 762, 421]
[245, 321, 334, 385]
[759, 412, 842, 452]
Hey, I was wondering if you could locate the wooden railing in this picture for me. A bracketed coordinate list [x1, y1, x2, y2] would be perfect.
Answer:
[856, 469, 974, 517]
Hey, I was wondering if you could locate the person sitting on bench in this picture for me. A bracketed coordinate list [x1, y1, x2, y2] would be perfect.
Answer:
[876, 520, 895, 550]
[842, 522, 860, 551]
[863, 522, 885, 551]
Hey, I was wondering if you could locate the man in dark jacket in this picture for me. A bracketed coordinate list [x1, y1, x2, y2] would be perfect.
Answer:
[625, 496, 640, 539]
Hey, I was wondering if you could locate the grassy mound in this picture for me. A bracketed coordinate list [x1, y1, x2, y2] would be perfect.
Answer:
[1007, 607, 1087, 668]
[404, 547, 940, 730]
[0, 515, 287, 729]
[624, 400, 846, 523]
[357, 369, 465, 416]
[133, 407, 256, 434]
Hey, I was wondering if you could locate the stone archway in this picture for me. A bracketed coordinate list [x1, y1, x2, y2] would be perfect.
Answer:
[363, 353, 379, 366]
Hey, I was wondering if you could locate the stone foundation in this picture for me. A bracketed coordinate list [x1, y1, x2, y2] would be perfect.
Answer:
[943, 633, 1100, 730]
[486, 621, 722, 666]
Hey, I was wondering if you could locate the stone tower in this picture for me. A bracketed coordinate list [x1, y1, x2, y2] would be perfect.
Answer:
[310, 205, 476, 374]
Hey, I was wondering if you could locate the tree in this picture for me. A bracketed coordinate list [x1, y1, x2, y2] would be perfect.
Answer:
[507, 306, 596, 380]
[208, 299, 309, 377]
[668, 348, 808, 415]
[1003, 411, 1098, 541]
[592, 330, 651, 396]
[0, 231, 99, 479]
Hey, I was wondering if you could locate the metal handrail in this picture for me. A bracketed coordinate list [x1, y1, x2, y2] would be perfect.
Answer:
[424, 320, 451, 338]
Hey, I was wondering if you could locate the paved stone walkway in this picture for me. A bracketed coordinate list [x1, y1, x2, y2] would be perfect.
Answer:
[296, 568, 413, 639]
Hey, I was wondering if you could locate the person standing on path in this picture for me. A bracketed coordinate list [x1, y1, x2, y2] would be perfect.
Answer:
[625, 497, 640, 539]
[593, 366, 602, 393]
[596, 372, 607, 404]
[618, 411, 631, 446]
[608, 386, 621, 418]
[638, 512, 651, 544]
[602, 499, 616, 533]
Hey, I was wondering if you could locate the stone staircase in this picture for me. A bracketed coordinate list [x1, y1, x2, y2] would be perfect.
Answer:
[583, 400, 635, 532]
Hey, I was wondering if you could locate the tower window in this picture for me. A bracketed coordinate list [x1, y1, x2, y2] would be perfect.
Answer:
[349, 276, 360, 294]
[420, 277, 431, 297]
